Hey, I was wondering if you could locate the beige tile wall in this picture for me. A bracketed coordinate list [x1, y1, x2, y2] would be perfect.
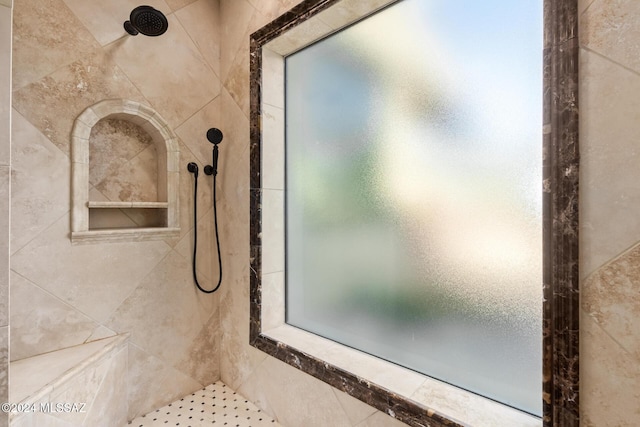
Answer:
[579, 1, 640, 425]
[9, 0, 222, 420]
[1, 1, 11, 426]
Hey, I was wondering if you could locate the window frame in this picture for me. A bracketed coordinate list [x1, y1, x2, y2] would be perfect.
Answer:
[249, 1, 579, 426]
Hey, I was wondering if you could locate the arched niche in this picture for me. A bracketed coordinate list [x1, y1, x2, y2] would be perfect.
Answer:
[71, 99, 180, 243]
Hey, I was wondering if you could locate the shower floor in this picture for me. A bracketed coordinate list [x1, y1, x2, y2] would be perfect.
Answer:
[127, 382, 281, 427]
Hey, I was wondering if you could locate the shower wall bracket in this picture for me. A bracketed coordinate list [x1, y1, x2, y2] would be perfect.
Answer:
[70, 99, 180, 244]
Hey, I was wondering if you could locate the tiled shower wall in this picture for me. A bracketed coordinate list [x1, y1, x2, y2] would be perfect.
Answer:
[9, 0, 223, 420]
[579, 0, 640, 425]
[0, 1, 11, 426]
[2, 0, 640, 426]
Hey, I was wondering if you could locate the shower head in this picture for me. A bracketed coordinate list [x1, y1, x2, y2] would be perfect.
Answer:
[124, 6, 169, 37]
[206, 128, 223, 145]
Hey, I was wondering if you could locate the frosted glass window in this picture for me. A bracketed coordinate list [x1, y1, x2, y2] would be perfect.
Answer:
[285, 0, 542, 416]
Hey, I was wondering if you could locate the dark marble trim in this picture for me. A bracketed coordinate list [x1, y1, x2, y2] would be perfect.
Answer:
[542, 1, 580, 426]
[250, 1, 580, 426]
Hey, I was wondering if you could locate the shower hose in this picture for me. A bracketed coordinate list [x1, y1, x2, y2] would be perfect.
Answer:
[190, 167, 222, 293]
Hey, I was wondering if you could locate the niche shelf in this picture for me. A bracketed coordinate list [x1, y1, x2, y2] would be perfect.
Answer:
[71, 99, 180, 244]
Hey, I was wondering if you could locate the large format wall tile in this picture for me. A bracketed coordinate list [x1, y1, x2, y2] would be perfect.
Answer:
[127, 344, 203, 420]
[10, 110, 70, 255]
[82, 347, 128, 427]
[106, 250, 216, 368]
[106, 14, 220, 129]
[238, 356, 354, 427]
[0, 167, 8, 327]
[175, 0, 221, 78]
[582, 0, 640, 73]
[579, 49, 640, 276]
[0, 326, 7, 427]
[580, 311, 640, 426]
[175, 208, 219, 286]
[10, 272, 99, 361]
[11, 214, 171, 323]
[175, 96, 221, 165]
[11, 0, 100, 89]
[174, 306, 220, 386]
[62, 0, 171, 47]
[12, 51, 148, 156]
[0, 5, 10, 165]
[220, 0, 255, 83]
[582, 241, 640, 358]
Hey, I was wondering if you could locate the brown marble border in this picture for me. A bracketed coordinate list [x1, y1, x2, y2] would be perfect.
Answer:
[542, 0, 580, 426]
[250, 1, 579, 426]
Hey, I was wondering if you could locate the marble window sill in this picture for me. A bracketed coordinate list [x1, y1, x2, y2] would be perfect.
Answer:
[260, 324, 541, 427]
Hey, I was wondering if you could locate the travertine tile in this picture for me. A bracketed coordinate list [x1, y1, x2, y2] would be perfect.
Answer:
[261, 104, 284, 190]
[220, 320, 267, 392]
[162, 140, 213, 248]
[356, 411, 408, 427]
[95, 144, 159, 202]
[61, 0, 171, 46]
[106, 14, 220, 129]
[164, 0, 198, 12]
[0, 326, 7, 427]
[12, 51, 148, 156]
[9, 335, 126, 404]
[261, 189, 284, 275]
[105, 250, 216, 368]
[220, 0, 255, 82]
[127, 344, 203, 420]
[262, 48, 284, 109]
[260, 272, 284, 331]
[46, 352, 112, 425]
[581, 0, 640, 73]
[224, 26, 251, 118]
[82, 347, 128, 427]
[175, 208, 219, 286]
[11, 0, 100, 89]
[0, 5, 10, 166]
[579, 0, 596, 16]
[582, 241, 640, 358]
[10, 110, 70, 255]
[332, 388, 377, 427]
[0, 167, 8, 326]
[89, 118, 155, 188]
[174, 307, 221, 386]
[175, 96, 222, 166]
[85, 325, 117, 342]
[175, 0, 221, 77]
[11, 214, 171, 323]
[239, 356, 353, 427]
[580, 311, 640, 426]
[316, 0, 395, 30]
[9, 272, 98, 362]
[579, 49, 640, 276]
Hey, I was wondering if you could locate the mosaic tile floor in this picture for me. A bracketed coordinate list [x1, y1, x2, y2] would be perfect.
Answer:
[127, 382, 281, 427]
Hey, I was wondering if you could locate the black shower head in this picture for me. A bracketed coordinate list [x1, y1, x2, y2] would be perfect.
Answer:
[124, 6, 168, 37]
[207, 128, 223, 145]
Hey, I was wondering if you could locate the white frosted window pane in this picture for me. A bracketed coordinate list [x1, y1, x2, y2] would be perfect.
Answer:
[285, 0, 542, 416]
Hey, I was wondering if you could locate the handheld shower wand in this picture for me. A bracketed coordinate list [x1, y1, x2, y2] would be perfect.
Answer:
[204, 128, 223, 177]
[187, 128, 224, 294]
